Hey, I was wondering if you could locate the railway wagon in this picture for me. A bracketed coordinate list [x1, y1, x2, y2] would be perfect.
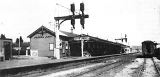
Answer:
[155, 48, 160, 59]
[142, 41, 156, 57]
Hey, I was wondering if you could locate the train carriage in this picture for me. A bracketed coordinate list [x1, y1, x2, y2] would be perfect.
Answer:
[155, 48, 160, 59]
[142, 41, 156, 57]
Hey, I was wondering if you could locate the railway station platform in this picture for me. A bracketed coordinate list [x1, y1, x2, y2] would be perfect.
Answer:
[0, 55, 95, 76]
[0, 55, 91, 70]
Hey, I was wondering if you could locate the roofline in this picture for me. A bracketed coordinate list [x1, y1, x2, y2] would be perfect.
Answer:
[0, 38, 12, 40]
[27, 25, 55, 38]
[73, 34, 127, 47]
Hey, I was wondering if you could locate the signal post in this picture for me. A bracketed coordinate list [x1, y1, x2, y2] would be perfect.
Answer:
[54, 3, 89, 59]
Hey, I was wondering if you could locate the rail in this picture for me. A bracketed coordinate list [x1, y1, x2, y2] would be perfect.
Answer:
[152, 57, 160, 76]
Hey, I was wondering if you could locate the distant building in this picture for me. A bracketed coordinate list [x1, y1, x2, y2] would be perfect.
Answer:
[27, 26, 78, 57]
[131, 46, 142, 52]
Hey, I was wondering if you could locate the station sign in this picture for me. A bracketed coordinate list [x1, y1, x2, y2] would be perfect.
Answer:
[74, 36, 89, 41]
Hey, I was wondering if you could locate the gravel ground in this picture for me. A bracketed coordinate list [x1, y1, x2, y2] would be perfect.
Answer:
[114, 58, 144, 77]
[141, 58, 158, 77]
[114, 58, 159, 77]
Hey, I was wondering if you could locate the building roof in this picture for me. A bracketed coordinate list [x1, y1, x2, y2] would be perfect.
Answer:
[27, 26, 78, 38]
[0, 38, 12, 40]
[27, 26, 127, 47]
[70, 34, 128, 47]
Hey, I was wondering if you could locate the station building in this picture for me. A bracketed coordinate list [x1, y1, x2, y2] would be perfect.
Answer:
[27, 26, 78, 57]
[0, 38, 12, 61]
[28, 26, 128, 58]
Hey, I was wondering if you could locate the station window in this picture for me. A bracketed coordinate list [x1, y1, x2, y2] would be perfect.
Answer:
[49, 43, 54, 51]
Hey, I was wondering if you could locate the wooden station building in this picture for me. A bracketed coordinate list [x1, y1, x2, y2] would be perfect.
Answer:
[27, 26, 78, 57]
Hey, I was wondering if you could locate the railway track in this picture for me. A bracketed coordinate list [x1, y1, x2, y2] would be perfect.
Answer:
[68, 57, 160, 77]
[136, 57, 160, 77]
[152, 57, 160, 77]
[71, 60, 125, 77]
[137, 58, 146, 77]
[67, 55, 136, 77]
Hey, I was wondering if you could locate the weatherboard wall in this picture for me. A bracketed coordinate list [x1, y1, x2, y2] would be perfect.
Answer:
[30, 33, 55, 57]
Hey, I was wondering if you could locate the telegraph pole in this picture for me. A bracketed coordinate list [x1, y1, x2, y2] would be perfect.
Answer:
[18, 34, 21, 56]
[54, 3, 89, 59]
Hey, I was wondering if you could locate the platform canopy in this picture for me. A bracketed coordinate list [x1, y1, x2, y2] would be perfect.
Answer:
[69, 34, 128, 47]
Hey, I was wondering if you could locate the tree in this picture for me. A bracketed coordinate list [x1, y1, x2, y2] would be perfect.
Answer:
[16, 36, 23, 44]
[20, 36, 23, 43]
[16, 38, 19, 44]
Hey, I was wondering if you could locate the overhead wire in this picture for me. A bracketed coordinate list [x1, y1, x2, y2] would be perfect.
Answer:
[56, 3, 80, 15]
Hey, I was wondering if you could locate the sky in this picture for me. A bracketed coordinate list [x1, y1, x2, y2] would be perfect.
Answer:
[0, 0, 160, 46]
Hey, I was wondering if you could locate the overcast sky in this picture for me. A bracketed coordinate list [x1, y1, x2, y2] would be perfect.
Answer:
[0, 0, 160, 46]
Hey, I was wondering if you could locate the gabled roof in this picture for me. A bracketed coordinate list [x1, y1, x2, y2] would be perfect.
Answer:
[27, 26, 78, 38]
[27, 26, 55, 38]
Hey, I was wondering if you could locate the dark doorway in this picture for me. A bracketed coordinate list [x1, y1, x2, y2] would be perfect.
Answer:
[4, 42, 11, 60]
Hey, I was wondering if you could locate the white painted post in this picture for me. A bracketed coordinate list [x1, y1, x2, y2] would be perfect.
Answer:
[26, 50, 28, 56]
[81, 39, 84, 57]
[55, 21, 60, 59]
